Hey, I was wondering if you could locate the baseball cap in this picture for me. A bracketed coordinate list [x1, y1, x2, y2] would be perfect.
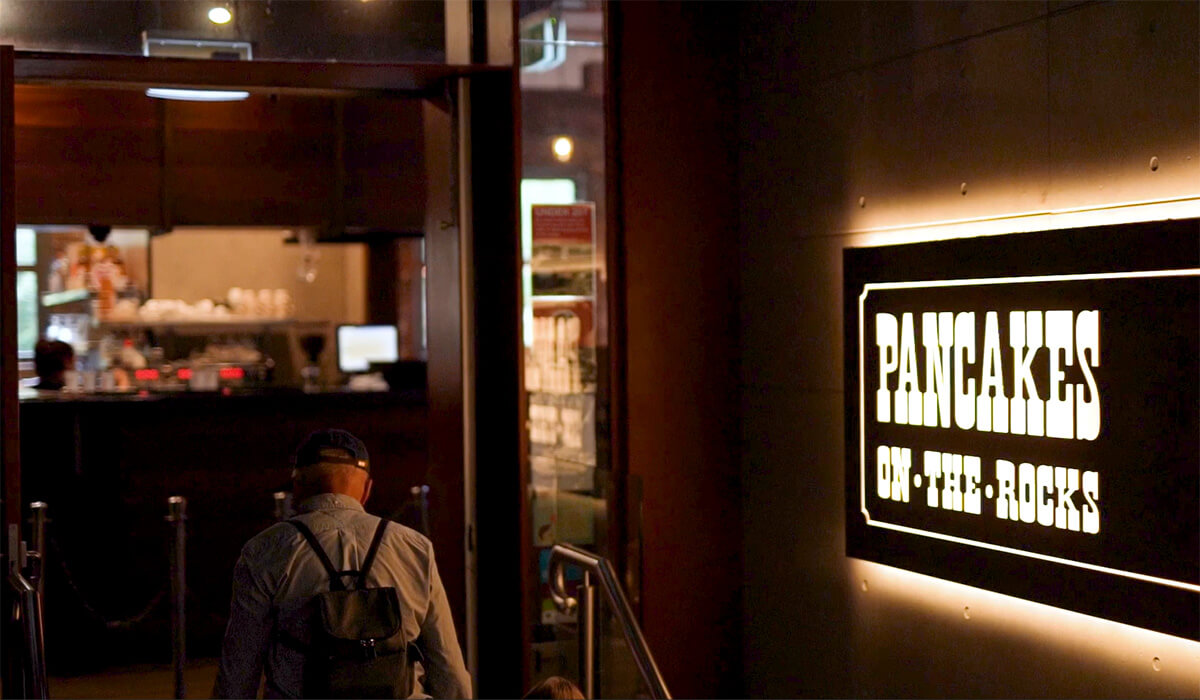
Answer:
[293, 429, 370, 471]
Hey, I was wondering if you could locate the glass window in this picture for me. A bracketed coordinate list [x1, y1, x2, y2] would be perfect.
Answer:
[16, 270, 38, 355]
[16, 227, 36, 266]
[519, 0, 618, 688]
[16, 227, 38, 356]
[521, 178, 578, 347]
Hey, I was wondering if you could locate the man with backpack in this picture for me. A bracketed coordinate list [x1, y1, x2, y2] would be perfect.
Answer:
[213, 429, 472, 699]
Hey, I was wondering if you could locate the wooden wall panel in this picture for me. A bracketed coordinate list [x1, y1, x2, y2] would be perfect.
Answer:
[14, 85, 162, 225]
[610, 3, 743, 698]
[13, 85, 429, 231]
[0, 46, 16, 561]
[421, 96, 467, 649]
[343, 96, 426, 232]
[167, 95, 336, 226]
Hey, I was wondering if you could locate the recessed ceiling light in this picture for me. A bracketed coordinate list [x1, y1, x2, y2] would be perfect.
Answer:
[208, 6, 233, 24]
[552, 136, 574, 163]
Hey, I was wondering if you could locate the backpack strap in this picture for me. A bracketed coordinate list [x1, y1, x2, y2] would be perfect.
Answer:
[287, 517, 391, 591]
[356, 517, 391, 588]
[287, 519, 354, 592]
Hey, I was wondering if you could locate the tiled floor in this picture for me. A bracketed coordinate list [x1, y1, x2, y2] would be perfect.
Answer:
[49, 660, 220, 700]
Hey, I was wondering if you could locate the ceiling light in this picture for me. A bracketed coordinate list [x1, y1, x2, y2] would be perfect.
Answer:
[552, 136, 574, 163]
[145, 88, 250, 102]
[208, 6, 233, 24]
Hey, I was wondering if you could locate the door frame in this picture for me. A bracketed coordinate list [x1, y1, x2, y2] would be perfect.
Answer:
[1, 45, 16, 575]
[1, 49, 525, 697]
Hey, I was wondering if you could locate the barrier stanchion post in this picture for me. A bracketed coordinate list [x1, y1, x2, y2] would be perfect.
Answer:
[411, 485, 431, 536]
[8, 569, 48, 699]
[29, 502, 47, 597]
[273, 491, 293, 521]
[166, 496, 187, 700]
[579, 571, 596, 699]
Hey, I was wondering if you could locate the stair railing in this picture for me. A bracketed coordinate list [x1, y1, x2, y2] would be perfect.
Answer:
[548, 542, 670, 699]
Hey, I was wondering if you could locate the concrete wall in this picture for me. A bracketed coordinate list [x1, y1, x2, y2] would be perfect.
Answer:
[150, 228, 366, 324]
[737, 1, 1199, 697]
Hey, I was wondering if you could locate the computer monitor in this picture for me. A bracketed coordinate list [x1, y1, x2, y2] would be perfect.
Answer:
[336, 324, 399, 373]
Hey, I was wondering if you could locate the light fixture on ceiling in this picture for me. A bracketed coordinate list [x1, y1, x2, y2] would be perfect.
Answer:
[208, 6, 233, 24]
[552, 135, 574, 163]
[145, 88, 251, 102]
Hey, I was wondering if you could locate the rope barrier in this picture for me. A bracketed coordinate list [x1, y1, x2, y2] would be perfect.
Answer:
[46, 528, 168, 631]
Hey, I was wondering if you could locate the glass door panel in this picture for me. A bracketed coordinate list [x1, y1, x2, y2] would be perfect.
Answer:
[519, 0, 618, 690]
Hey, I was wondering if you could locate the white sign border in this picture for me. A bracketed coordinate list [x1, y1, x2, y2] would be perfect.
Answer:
[857, 267, 1200, 594]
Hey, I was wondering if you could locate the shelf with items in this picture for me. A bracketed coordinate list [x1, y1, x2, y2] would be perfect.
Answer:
[530, 252, 602, 274]
[86, 318, 335, 391]
[40, 288, 90, 307]
[531, 294, 593, 304]
[94, 318, 323, 334]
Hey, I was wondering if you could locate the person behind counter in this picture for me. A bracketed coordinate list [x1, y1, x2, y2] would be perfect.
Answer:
[34, 339, 75, 391]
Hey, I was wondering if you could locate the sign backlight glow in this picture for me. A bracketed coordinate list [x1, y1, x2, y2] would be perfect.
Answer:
[844, 219, 1200, 640]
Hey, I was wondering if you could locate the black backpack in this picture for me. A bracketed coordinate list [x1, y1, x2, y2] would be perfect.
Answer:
[283, 517, 421, 698]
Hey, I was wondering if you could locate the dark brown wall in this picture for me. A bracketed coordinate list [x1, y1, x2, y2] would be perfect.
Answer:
[610, 3, 743, 697]
[343, 96, 427, 232]
[15, 85, 162, 225]
[167, 94, 337, 227]
[732, 2, 1200, 698]
[613, 2, 1200, 698]
[12, 85, 426, 232]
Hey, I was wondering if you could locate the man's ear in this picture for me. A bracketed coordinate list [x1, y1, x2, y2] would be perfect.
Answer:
[360, 476, 373, 506]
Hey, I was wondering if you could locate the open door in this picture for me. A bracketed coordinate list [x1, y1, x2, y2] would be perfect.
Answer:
[1, 42, 17, 591]
[0, 44, 39, 698]
[0, 50, 524, 697]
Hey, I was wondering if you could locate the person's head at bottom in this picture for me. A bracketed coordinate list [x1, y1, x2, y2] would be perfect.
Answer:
[523, 676, 586, 699]
[291, 428, 373, 505]
[34, 339, 75, 390]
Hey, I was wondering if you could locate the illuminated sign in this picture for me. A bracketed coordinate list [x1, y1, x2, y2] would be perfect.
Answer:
[844, 219, 1199, 640]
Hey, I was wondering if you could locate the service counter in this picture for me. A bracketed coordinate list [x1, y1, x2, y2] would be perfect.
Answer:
[19, 387, 444, 673]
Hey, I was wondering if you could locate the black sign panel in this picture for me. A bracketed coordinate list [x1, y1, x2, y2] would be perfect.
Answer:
[844, 219, 1199, 640]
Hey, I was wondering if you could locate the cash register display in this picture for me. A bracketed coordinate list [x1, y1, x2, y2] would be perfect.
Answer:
[336, 325, 399, 373]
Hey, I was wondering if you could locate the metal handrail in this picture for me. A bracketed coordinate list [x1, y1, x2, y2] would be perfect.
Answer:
[548, 543, 670, 700]
[7, 569, 48, 699]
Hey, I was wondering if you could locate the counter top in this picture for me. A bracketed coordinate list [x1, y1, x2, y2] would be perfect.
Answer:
[19, 386, 425, 405]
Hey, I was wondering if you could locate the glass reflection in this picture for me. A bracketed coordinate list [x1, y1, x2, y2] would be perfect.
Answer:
[0, 0, 444, 63]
